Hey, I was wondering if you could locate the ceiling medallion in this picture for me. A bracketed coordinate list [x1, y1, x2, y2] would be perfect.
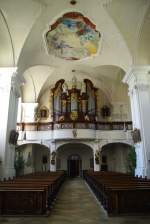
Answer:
[46, 12, 101, 61]
[70, 0, 77, 5]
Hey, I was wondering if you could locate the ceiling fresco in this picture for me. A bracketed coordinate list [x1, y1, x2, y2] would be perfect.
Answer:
[46, 12, 101, 60]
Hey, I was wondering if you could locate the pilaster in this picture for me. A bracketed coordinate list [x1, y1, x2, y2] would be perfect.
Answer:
[0, 67, 22, 178]
[123, 66, 150, 177]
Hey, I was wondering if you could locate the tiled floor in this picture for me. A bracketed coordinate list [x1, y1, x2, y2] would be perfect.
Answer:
[0, 178, 150, 224]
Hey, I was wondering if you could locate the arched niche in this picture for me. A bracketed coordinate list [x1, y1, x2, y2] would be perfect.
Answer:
[16, 143, 50, 175]
[56, 143, 93, 176]
[100, 142, 135, 174]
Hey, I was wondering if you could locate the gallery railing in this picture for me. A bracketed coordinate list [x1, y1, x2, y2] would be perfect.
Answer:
[16, 121, 132, 131]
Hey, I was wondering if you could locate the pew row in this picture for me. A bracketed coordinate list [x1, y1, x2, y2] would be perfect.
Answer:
[84, 171, 150, 216]
[0, 171, 65, 215]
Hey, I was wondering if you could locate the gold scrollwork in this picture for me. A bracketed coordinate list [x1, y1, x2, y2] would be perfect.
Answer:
[70, 111, 78, 121]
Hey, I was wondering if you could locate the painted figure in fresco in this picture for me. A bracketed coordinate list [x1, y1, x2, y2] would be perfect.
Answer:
[46, 12, 101, 60]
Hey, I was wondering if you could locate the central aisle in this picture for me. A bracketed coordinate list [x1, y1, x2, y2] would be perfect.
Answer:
[50, 178, 104, 223]
[1, 178, 150, 224]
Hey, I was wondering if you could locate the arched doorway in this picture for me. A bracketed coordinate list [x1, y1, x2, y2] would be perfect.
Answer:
[56, 143, 93, 177]
[67, 154, 81, 178]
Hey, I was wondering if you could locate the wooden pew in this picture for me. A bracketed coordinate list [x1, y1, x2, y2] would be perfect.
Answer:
[0, 171, 65, 215]
[84, 171, 150, 215]
[0, 186, 47, 215]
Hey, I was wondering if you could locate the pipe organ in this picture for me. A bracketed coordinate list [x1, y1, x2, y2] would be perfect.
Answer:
[51, 77, 98, 122]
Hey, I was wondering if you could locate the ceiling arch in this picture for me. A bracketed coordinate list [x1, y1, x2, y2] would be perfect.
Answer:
[0, 0, 149, 78]
[21, 65, 54, 102]
[0, 0, 42, 67]
[37, 67, 113, 102]
[0, 9, 14, 67]
[136, 4, 150, 64]
[17, 0, 132, 75]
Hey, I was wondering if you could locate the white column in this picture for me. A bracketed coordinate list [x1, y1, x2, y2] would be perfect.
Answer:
[0, 67, 21, 178]
[123, 66, 150, 177]
[22, 103, 38, 122]
[93, 141, 100, 171]
[50, 141, 56, 172]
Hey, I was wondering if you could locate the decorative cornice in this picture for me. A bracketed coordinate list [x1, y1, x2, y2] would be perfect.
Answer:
[123, 66, 150, 86]
[135, 83, 150, 92]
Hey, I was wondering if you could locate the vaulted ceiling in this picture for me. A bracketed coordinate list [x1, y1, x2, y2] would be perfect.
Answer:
[0, 0, 150, 101]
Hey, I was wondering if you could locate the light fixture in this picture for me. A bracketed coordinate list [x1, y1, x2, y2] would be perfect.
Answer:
[70, 0, 77, 5]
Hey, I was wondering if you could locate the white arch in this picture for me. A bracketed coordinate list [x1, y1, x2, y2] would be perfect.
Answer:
[55, 140, 94, 153]
[17, 141, 50, 150]
[99, 139, 133, 150]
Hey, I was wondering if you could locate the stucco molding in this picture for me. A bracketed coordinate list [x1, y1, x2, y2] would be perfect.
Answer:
[123, 66, 150, 85]
[123, 66, 150, 95]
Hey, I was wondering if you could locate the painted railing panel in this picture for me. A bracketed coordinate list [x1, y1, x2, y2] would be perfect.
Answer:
[17, 121, 132, 131]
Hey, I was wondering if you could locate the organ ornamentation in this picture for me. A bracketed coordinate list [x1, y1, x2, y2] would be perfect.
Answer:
[51, 77, 98, 122]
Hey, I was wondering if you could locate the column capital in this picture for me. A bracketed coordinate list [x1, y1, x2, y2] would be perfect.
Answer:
[123, 66, 150, 85]
[123, 66, 150, 93]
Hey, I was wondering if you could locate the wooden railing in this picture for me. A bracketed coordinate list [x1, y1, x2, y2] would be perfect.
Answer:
[16, 121, 132, 131]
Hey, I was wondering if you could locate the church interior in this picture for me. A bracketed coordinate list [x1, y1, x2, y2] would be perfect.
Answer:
[0, 0, 150, 223]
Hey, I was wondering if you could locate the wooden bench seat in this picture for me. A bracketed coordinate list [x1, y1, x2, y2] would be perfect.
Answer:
[0, 171, 65, 215]
[84, 171, 150, 215]
[0, 186, 47, 215]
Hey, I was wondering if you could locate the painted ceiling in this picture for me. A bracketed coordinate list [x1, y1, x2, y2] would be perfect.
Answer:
[46, 12, 101, 60]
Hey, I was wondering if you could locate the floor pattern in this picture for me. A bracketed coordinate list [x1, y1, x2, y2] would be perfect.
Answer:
[0, 178, 150, 224]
